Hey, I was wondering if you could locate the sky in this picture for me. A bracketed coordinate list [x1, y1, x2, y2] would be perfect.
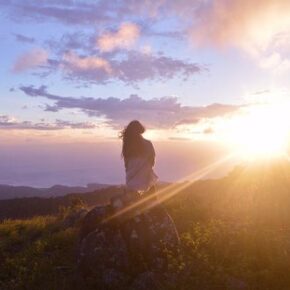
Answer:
[1, 0, 290, 186]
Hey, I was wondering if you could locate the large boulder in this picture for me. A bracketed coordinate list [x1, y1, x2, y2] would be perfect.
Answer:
[77, 191, 180, 289]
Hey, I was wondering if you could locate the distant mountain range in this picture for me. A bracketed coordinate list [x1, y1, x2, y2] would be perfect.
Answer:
[0, 182, 170, 220]
[0, 183, 112, 200]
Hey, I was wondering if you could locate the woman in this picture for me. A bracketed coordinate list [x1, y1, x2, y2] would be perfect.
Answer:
[119, 121, 179, 272]
[119, 120, 159, 268]
[120, 120, 158, 194]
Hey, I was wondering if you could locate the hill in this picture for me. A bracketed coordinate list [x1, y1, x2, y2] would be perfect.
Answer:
[1, 161, 290, 289]
[0, 183, 111, 200]
[0, 186, 124, 221]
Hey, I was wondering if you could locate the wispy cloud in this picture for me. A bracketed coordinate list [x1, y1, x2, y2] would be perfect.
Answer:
[191, 0, 290, 49]
[12, 48, 48, 73]
[19, 85, 241, 129]
[0, 0, 111, 25]
[0, 115, 98, 130]
[13, 33, 35, 43]
[190, 0, 290, 70]
[0, 0, 165, 25]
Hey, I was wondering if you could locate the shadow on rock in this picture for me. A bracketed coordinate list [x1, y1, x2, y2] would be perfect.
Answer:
[75, 190, 180, 290]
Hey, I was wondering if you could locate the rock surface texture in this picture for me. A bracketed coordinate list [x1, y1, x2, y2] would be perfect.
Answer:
[77, 191, 180, 290]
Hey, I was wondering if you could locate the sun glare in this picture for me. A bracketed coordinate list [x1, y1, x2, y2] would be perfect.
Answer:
[222, 103, 290, 160]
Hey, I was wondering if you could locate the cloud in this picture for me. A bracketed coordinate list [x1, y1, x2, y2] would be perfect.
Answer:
[168, 137, 192, 141]
[191, 0, 290, 49]
[203, 127, 214, 134]
[258, 52, 290, 73]
[0, 0, 193, 46]
[8, 0, 290, 74]
[19, 33, 203, 84]
[45, 32, 91, 54]
[3, 1, 205, 83]
[62, 51, 112, 73]
[12, 48, 48, 73]
[0, 0, 164, 25]
[0, 115, 18, 126]
[0, 115, 98, 130]
[174, 118, 200, 126]
[59, 50, 203, 84]
[97, 22, 140, 52]
[54, 119, 97, 129]
[13, 33, 35, 43]
[19, 85, 241, 129]
[0, 0, 111, 25]
[190, 0, 290, 69]
[113, 51, 202, 83]
[45, 26, 182, 59]
[5, 0, 290, 71]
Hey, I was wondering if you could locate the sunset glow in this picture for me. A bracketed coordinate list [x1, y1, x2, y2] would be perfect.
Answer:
[3, 2, 290, 289]
[221, 103, 290, 159]
[2, 0, 290, 185]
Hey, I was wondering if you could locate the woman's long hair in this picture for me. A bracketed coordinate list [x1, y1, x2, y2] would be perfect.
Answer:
[120, 120, 146, 162]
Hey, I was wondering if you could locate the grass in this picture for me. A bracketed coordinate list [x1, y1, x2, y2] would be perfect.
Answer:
[1, 165, 290, 289]
[0, 215, 79, 290]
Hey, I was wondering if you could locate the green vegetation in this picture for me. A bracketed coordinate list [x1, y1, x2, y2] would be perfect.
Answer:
[0, 209, 80, 290]
[1, 162, 290, 289]
[163, 161, 290, 289]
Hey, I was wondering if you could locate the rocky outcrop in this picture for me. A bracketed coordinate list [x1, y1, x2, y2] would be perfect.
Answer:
[77, 191, 180, 290]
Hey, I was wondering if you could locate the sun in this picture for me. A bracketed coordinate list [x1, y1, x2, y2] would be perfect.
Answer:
[222, 103, 290, 160]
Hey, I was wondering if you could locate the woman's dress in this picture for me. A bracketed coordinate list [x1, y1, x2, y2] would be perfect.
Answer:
[125, 139, 158, 192]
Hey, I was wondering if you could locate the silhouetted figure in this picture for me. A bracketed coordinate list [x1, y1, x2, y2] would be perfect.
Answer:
[120, 120, 158, 194]
[119, 120, 160, 267]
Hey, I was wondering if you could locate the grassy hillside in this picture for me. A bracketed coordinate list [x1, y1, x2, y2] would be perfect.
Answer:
[1, 162, 290, 289]
[0, 216, 78, 290]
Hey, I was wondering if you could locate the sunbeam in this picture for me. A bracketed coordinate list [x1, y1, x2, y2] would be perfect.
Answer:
[104, 152, 237, 223]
